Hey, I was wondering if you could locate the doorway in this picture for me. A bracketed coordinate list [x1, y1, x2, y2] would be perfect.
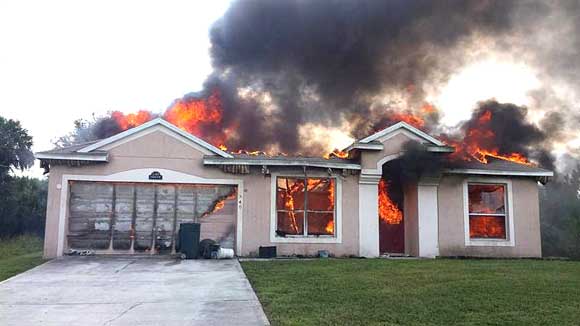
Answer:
[379, 161, 405, 254]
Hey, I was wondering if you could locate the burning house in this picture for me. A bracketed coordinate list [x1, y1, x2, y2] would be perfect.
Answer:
[37, 116, 552, 259]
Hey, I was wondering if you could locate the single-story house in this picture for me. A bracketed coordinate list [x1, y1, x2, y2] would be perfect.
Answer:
[36, 118, 553, 259]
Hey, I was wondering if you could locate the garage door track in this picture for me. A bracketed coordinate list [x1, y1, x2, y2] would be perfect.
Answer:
[0, 257, 269, 326]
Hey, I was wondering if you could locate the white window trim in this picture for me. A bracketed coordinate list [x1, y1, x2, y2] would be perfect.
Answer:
[463, 177, 515, 247]
[270, 172, 342, 244]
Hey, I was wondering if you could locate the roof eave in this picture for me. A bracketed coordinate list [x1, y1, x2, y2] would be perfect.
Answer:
[203, 156, 361, 170]
[444, 168, 554, 177]
[76, 118, 233, 158]
[359, 121, 445, 146]
[35, 152, 109, 162]
[344, 142, 384, 152]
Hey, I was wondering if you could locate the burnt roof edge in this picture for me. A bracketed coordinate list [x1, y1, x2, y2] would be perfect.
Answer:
[203, 156, 361, 170]
[444, 168, 554, 178]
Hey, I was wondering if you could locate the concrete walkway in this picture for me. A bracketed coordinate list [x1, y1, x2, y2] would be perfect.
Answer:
[0, 257, 269, 326]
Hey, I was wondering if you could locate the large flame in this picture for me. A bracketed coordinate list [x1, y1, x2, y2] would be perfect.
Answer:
[378, 179, 403, 225]
[163, 88, 227, 146]
[111, 110, 153, 130]
[111, 88, 228, 148]
[446, 110, 532, 165]
[470, 216, 506, 238]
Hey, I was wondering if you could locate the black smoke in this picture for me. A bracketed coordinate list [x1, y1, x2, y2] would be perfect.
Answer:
[462, 100, 555, 170]
[208, 0, 522, 153]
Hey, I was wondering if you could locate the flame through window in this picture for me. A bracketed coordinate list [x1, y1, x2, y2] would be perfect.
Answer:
[468, 183, 507, 239]
[275, 177, 335, 237]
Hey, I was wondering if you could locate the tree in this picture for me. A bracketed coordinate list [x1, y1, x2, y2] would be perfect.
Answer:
[0, 116, 34, 180]
[0, 177, 47, 237]
[540, 165, 580, 259]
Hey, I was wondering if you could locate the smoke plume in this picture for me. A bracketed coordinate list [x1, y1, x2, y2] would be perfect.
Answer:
[65, 0, 580, 170]
[208, 0, 519, 153]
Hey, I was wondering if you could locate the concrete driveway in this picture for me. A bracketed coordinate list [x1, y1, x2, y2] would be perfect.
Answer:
[0, 257, 269, 326]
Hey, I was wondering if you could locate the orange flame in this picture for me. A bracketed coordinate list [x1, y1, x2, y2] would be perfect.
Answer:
[389, 113, 425, 129]
[109, 88, 229, 148]
[323, 149, 349, 159]
[446, 110, 532, 165]
[204, 190, 237, 217]
[470, 216, 505, 238]
[378, 179, 403, 225]
[111, 110, 153, 130]
[164, 88, 226, 146]
[325, 220, 334, 234]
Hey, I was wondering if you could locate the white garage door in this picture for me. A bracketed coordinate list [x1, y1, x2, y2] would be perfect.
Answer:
[67, 181, 237, 254]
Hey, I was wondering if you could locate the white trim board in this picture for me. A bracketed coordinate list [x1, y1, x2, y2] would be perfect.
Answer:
[78, 118, 232, 158]
[269, 172, 343, 244]
[56, 168, 244, 256]
[35, 153, 109, 162]
[359, 121, 445, 146]
[462, 177, 515, 247]
[446, 168, 553, 177]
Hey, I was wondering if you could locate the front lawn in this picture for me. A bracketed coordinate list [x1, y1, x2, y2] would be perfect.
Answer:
[241, 259, 580, 325]
[0, 235, 45, 282]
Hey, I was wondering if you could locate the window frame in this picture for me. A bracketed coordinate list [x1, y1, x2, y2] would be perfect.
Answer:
[463, 177, 515, 247]
[270, 173, 342, 244]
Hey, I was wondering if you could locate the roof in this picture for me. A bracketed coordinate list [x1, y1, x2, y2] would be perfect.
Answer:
[204, 154, 361, 170]
[357, 121, 446, 146]
[35, 140, 109, 162]
[36, 118, 232, 162]
[444, 158, 554, 177]
[78, 118, 232, 157]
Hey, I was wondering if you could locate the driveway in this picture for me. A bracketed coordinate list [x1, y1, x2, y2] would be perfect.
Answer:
[0, 257, 269, 326]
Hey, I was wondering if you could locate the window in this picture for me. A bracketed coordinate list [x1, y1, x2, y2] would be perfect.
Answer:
[463, 179, 515, 247]
[275, 177, 335, 238]
[467, 183, 507, 239]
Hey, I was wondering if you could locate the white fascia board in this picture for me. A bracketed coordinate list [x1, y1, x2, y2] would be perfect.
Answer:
[35, 153, 108, 162]
[426, 145, 455, 153]
[445, 168, 554, 177]
[204, 157, 361, 170]
[77, 118, 232, 158]
[359, 121, 445, 146]
[344, 142, 384, 152]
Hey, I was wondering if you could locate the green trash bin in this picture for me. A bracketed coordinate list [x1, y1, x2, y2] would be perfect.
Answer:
[178, 223, 201, 259]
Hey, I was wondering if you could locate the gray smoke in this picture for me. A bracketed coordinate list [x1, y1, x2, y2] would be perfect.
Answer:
[208, 0, 527, 153]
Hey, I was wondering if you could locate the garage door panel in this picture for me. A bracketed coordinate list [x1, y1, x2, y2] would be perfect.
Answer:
[112, 184, 135, 250]
[155, 185, 176, 253]
[134, 185, 155, 252]
[68, 182, 113, 250]
[67, 181, 237, 254]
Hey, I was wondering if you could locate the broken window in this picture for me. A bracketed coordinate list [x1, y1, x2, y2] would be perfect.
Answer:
[276, 177, 335, 237]
[468, 184, 507, 239]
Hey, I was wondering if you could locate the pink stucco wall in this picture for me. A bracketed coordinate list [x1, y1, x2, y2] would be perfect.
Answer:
[437, 175, 542, 257]
[43, 129, 359, 258]
[42, 126, 544, 259]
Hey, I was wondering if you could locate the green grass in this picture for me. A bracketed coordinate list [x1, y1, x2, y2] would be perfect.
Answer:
[241, 259, 580, 326]
[0, 235, 45, 282]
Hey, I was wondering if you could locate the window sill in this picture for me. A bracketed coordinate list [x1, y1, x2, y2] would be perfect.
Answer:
[466, 238, 515, 247]
[271, 236, 341, 244]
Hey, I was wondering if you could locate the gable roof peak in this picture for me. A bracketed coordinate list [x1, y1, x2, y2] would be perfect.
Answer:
[358, 121, 445, 146]
[77, 118, 232, 158]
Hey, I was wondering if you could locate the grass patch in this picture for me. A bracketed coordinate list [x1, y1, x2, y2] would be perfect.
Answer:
[0, 235, 45, 282]
[241, 259, 580, 326]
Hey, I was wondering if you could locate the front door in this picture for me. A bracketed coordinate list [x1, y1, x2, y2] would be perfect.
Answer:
[378, 178, 405, 254]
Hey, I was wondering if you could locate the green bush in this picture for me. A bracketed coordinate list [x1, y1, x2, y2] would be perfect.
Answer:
[0, 177, 47, 238]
